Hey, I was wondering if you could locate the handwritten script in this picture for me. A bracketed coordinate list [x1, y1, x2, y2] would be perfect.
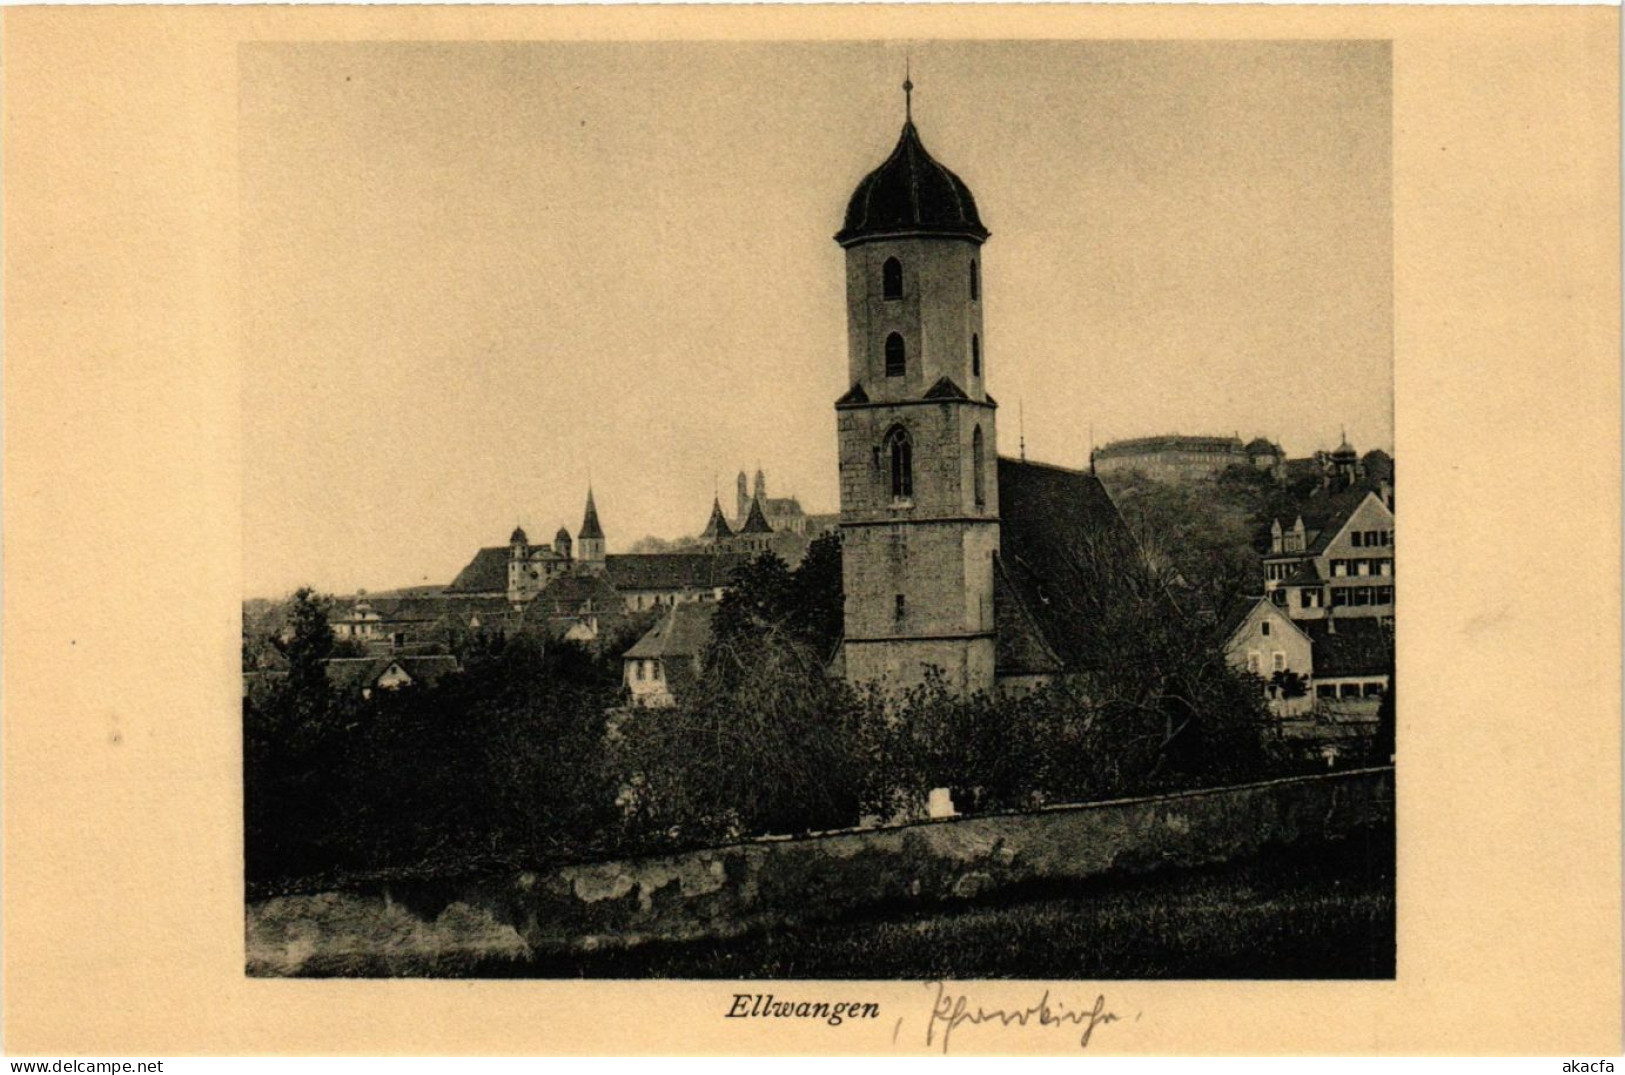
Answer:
[920, 981, 1123, 1053]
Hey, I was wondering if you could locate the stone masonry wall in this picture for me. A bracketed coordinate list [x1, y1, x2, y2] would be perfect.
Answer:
[247, 767, 1394, 976]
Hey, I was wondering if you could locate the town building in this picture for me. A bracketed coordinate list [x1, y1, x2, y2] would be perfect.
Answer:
[1091, 435, 1259, 482]
[830, 83, 1137, 697]
[1219, 596, 1316, 718]
[321, 654, 461, 700]
[1264, 487, 1396, 621]
[1302, 617, 1393, 705]
[621, 602, 717, 708]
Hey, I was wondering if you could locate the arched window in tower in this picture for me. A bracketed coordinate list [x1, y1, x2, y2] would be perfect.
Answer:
[884, 333, 906, 378]
[969, 260, 980, 301]
[972, 334, 981, 377]
[973, 425, 986, 510]
[885, 426, 913, 502]
[882, 257, 903, 301]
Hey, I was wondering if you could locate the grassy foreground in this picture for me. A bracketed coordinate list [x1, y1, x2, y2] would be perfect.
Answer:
[480, 824, 1395, 979]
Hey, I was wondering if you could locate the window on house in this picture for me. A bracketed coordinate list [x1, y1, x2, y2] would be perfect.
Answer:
[886, 426, 913, 500]
[1332, 561, 1348, 578]
[969, 260, 979, 300]
[1352, 532, 1364, 548]
[635, 660, 645, 681]
[884, 333, 906, 377]
[1317, 684, 1337, 699]
[1246, 651, 1260, 674]
[883, 257, 903, 301]
[972, 425, 985, 509]
[1333, 589, 1351, 606]
[1300, 590, 1313, 608]
[1273, 652, 1286, 672]
[971, 334, 981, 377]
[1363, 683, 1385, 697]
[651, 661, 662, 681]
[895, 594, 906, 621]
[1261, 621, 1271, 636]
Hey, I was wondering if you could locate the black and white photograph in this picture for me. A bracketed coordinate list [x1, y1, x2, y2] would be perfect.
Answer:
[237, 40, 1399, 980]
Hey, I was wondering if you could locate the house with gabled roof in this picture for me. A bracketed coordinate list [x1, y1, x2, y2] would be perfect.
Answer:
[1263, 486, 1395, 621]
[621, 602, 717, 708]
[1219, 596, 1316, 717]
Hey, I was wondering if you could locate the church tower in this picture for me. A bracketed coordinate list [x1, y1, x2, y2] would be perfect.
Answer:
[577, 487, 606, 572]
[834, 78, 1000, 695]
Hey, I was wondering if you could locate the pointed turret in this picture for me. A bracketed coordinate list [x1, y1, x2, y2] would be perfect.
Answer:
[740, 497, 774, 535]
[576, 488, 606, 569]
[701, 496, 734, 543]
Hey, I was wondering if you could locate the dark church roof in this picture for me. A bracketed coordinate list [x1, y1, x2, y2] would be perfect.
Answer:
[604, 553, 749, 593]
[739, 497, 775, 535]
[555, 527, 572, 545]
[993, 457, 1143, 674]
[510, 526, 528, 545]
[446, 547, 509, 593]
[579, 489, 604, 540]
[836, 120, 989, 247]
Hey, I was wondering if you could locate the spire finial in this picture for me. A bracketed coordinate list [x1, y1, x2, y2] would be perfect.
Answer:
[903, 56, 913, 123]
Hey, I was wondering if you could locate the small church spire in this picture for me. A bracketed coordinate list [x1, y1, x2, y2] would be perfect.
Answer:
[903, 57, 913, 123]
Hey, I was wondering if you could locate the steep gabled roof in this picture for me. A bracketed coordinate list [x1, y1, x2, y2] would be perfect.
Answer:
[445, 547, 510, 594]
[1303, 489, 1389, 556]
[992, 554, 1065, 676]
[623, 602, 718, 661]
[1217, 595, 1313, 648]
[994, 457, 1142, 673]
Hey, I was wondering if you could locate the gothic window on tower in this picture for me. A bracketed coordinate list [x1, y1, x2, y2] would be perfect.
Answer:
[882, 257, 903, 301]
[884, 333, 906, 378]
[972, 334, 981, 377]
[972, 425, 986, 509]
[969, 260, 980, 301]
[885, 426, 913, 502]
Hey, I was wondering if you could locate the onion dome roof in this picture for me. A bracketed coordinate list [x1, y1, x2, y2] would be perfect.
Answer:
[836, 119, 988, 247]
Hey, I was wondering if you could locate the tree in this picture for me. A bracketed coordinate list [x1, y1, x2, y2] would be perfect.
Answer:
[609, 545, 859, 844]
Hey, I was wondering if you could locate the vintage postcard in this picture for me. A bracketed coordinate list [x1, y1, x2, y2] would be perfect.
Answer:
[3, 3, 1619, 1057]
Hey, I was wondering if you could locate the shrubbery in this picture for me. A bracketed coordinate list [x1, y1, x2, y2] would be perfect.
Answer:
[246, 537, 1287, 890]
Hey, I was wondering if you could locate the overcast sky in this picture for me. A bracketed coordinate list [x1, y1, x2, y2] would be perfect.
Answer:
[242, 40, 1392, 598]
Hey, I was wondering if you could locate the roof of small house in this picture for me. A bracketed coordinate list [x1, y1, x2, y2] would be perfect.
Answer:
[623, 602, 718, 661]
[391, 654, 460, 687]
[1303, 617, 1393, 679]
[323, 657, 393, 692]
[529, 572, 624, 619]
